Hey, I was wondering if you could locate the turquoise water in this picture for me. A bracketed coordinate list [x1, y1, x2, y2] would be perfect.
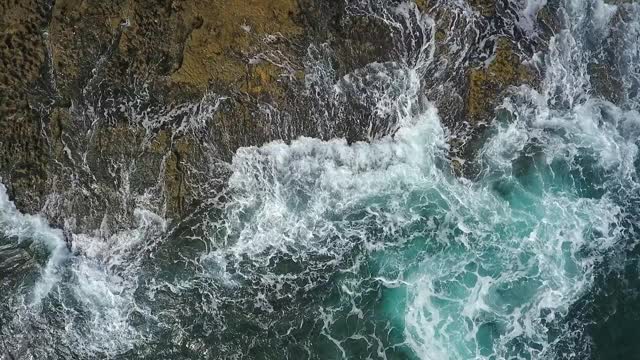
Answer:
[202, 98, 633, 359]
[1, 0, 639, 359]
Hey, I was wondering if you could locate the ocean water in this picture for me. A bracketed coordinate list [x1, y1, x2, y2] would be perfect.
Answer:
[1, 0, 639, 359]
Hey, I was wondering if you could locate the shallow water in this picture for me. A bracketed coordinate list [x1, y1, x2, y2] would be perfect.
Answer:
[1, 0, 639, 359]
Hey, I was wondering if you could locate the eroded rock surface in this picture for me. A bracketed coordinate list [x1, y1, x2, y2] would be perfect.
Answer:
[1, 0, 600, 234]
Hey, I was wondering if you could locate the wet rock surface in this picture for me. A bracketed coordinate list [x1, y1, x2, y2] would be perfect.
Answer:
[0, 0, 619, 233]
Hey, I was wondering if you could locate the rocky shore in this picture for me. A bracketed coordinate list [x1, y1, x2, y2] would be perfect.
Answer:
[0, 0, 624, 234]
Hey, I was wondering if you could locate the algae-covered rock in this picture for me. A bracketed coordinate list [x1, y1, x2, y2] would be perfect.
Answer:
[0, 0, 51, 213]
[467, 37, 536, 123]
[1, 0, 552, 233]
[171, 0, 302, 93]
[589, 62, 624, 105]
[469, 0, 497, 17]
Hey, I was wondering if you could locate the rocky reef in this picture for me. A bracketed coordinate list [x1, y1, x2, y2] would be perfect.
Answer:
[1, 0, 598, 234]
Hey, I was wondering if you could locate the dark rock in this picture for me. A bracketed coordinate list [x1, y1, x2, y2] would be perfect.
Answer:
[0, 0, 554, 232]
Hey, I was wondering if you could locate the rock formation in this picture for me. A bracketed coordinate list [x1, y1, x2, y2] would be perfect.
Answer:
[2, 0, 580, 234]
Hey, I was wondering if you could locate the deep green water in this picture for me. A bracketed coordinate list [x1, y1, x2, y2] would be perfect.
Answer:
[1, 0, 640, 359]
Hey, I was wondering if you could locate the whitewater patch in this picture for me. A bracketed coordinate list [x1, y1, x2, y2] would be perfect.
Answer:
[209, 83, 630, 358]
[0, 184, 165, 358]
[223, 104, 446, 260]
[0, 183, 68, 306]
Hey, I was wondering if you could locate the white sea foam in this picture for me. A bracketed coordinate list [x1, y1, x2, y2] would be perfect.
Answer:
[0, 183, 68, 305]
[0, 186, 162, 357]
[223, 102, 446, 261]
[221, 86, 630, 356]
[518, 0, 548, 33]
[56, 208, 164, 357]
